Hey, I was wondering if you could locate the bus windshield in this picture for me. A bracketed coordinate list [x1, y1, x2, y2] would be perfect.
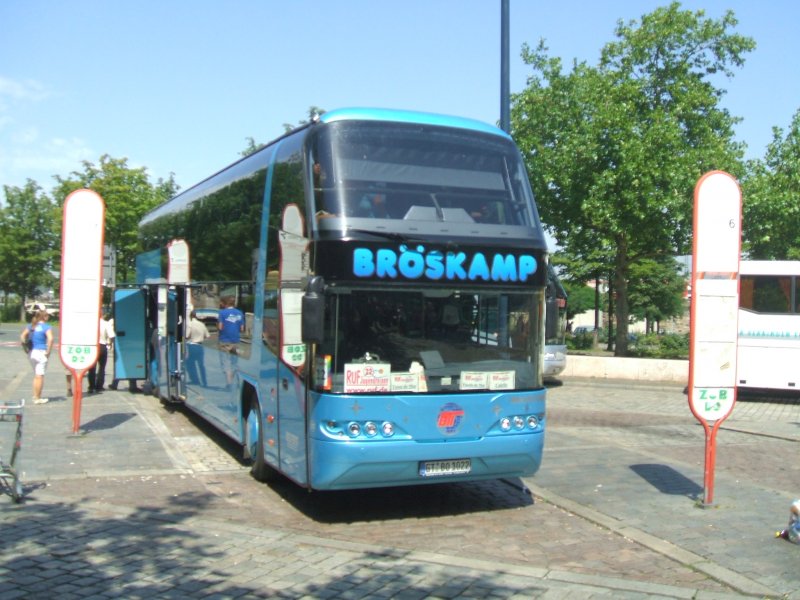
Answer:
[311, 121, 540, 232]
[311, 287, 543, 394]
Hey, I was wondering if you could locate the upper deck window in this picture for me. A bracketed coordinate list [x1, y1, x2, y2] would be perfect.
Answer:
[310, 121, 540, 231]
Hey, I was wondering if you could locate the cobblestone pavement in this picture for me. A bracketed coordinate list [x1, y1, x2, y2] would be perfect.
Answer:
[2, 326, 799, 598]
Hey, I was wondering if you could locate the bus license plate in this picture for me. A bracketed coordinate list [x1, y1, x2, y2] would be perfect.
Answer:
[419, 459, 471, 477]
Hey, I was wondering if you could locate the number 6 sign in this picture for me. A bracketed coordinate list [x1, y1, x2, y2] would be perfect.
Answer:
[689, 171, 742, 506]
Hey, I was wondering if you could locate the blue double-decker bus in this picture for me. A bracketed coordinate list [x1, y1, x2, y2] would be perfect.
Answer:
[123, 108, 550, 490]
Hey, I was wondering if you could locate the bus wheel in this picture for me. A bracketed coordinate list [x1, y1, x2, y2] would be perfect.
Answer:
[245, 397, 274, 482]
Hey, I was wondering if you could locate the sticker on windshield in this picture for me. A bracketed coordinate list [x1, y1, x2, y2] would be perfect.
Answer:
[459, 370, 516, 390]
[344, 363, 391, 393]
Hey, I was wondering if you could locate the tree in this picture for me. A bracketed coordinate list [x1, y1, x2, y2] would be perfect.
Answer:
[240, 137, 265, 157]
[282, 106, 326, 133]
[741, 108, 800, 259]
[512, 3, 754, 355]
[241, 107, 328, 157]
[561, 280, 597, 322]
[0, 180, 58, 317]
[627, 258, 687, 333]
[51, 155, 178, 283]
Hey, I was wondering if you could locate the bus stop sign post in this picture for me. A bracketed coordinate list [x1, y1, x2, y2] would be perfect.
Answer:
[59, 189, 106, 435]
[688, 171, 742, 507]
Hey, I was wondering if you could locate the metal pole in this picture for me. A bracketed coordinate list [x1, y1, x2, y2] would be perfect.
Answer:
[500, 0, 510, 133]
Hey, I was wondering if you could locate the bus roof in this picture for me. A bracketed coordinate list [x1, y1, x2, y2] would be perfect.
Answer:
[319, 107, 512, 140]
[740, 260, 800, 276]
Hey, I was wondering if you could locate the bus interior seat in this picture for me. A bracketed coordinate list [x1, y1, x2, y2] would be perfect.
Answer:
[419, 350, 445, 369]
[440, 208, 474, 223]
[403, 205, 439, 221]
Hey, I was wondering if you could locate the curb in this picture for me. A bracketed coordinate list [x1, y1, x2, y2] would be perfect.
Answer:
[524, 482, 780, 598]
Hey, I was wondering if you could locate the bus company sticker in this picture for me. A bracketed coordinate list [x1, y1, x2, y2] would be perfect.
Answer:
[489, 371, 515, 390]
[390, 372, 419, 392]
[344, 363, 391, 393]
[459, 371, 488, 390]
[437, 402, 465, 435]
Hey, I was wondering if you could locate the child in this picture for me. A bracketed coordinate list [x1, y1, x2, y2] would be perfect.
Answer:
[776, 499, 800, 543]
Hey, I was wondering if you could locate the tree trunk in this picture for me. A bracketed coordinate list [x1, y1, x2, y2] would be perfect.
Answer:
[614, 239, 630, 356]
[605, 276, 614, 352]
[593, 276, 601, 347]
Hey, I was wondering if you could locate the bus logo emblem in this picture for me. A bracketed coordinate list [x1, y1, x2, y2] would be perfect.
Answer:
[437, 403, 464, 435]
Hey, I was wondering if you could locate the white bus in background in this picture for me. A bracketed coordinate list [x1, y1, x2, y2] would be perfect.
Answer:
[544, 264, 568, 378]
[737, 260, 800, 391]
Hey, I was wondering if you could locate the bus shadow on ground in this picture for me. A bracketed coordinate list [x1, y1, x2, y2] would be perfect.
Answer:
[736, 388, 800, 404]
[630, 463, 702, 498]
[269, 476, 534, 524]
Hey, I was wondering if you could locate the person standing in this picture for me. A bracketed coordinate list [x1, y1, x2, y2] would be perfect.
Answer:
[218, 296, 245, 387]
[185, 310, 210, 386]
[88, 313, 115, 393]
[20, 309, 54, 404]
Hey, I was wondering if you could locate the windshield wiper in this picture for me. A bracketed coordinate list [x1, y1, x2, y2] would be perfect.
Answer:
[345, 228, 422, 243]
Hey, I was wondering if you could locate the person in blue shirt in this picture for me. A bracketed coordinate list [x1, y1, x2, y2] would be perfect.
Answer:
[358, 192, 390, 218]
[20, 310, 54, 404]
[218, 295, 245, 387]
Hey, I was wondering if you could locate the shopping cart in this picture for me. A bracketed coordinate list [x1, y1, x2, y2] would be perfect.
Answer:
[0, 399, 24, 503]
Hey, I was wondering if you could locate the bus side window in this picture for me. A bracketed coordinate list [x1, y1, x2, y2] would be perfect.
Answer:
[753, 275, 791, 313]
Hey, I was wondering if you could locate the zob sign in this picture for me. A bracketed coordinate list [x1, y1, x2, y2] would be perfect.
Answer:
[59, 189, 105, 369]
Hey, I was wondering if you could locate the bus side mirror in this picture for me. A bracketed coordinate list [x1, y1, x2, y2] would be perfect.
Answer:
[302, 276, 326, 345]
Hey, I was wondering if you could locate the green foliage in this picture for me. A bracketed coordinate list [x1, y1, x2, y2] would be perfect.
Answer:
[511, 2, 753, 356]
[240, 137, 266, 157]
[51, 155, 178, 283]
[561, 280, 597, 320]
[627, 258, 687, 330]
[741, 108, 800, 259]
[0, 180, 58, 311]
[282, 106, 326, 133]
[242, 107, 328, 156]
[0, 299, 23, 322]
[628, 333, 689, 359]
[566, 329, 602, 350]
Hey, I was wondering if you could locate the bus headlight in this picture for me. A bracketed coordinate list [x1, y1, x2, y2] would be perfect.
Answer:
[347, 422, 361, 437]
[527, 415, 539, 429]
[364, 421, 378, 437]
[513, 415, 525, 430]
[381, 422, 395, 437]
[500, 417, 511, 431]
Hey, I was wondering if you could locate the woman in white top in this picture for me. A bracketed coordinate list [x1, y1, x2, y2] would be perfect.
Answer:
[186, 311, 210, 386]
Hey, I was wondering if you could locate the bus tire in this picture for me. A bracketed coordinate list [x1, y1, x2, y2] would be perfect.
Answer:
[245, 396, 275, 482]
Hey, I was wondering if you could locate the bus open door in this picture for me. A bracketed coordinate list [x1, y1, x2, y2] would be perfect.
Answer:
[113, 288, 148, 385]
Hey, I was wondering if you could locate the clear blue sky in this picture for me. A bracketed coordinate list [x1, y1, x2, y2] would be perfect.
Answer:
[1, 0, 798, 195]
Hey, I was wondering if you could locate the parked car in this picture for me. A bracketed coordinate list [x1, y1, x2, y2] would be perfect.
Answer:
[25, 302, 59, 318]
[572, 325, 598, 336]
[194, 307, 219, 329]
